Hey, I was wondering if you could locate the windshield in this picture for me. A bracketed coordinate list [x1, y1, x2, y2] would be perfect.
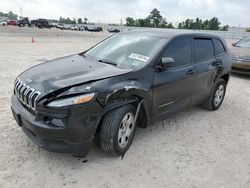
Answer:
[235, 37, 250, 48]
[84, 33, 167, 69]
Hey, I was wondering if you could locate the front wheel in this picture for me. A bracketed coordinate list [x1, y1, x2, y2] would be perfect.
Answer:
[99, 104, 136, 156]
[203, 79, 226, 111]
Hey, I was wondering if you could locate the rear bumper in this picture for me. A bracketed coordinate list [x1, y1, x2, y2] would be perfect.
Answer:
[11, 95, 103, 156]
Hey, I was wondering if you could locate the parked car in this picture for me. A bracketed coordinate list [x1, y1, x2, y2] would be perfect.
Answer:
[30, 19, 50, 29]
[11, 30, 231, 157]
[79, 25, 88, 31]
[49, 22, 58, 27]
[63, 24, 72, 30]
[17, 17, 30, 27]
[55, 23, 65, 29]
[231, 36, 250, 75]
[70, 25, 80, 30]
[7, 20, 17, 26]
[87, 26, 102, 32]
[0, 20, 7, 26]
[108, 28, 120, 33]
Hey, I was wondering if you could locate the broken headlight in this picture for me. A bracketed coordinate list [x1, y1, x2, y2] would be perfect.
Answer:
[47, 93, 95, 107]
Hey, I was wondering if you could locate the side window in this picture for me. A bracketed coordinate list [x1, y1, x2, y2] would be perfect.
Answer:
[214, 38, 226, 55]
[194, 38, 214, 62]
[163, 38, 192, 68]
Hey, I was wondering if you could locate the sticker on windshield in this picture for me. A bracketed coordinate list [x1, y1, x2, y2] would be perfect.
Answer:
[129, 53, 149, 62]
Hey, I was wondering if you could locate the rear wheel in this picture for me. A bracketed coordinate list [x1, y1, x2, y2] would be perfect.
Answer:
[99, 104, 136, 156]
[203, 79, 226, 111]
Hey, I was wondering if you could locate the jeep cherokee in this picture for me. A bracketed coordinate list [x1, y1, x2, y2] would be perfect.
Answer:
[11, 29, 232, 157]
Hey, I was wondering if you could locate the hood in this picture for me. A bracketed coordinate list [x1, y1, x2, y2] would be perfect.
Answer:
[230, 46, 250, 57]
[18, 54, 132, 97]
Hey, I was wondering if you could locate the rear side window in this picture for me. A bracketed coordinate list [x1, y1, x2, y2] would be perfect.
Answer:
[163, 38, 192, 68]
[194, 38, 214, 62]
[213, 39, 226, 55]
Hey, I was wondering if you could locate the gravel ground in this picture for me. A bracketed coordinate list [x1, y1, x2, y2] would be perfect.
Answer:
[0, 26, 249, 188]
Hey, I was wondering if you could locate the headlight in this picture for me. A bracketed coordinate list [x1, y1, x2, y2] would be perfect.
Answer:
[47, 93, 95, 107]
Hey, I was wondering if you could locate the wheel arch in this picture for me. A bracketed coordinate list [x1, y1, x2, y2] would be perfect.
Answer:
[95, 96, 151, 136]
[220, 74, 230, 84]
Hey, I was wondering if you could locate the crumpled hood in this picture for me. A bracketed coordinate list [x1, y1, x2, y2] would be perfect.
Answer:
[17, 54, 132, 97]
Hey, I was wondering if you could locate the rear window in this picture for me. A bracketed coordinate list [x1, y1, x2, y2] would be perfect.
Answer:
[214, 39, 226, 55]
[194, 38, 214, 62]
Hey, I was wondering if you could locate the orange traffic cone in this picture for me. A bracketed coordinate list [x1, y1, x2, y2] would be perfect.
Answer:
[31, 37, 35, 43]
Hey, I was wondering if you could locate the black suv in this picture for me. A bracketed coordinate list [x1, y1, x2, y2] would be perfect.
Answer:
[17, 17, 30, 27]
[30, 19, 50, 29]
[11, 30, 232, 157]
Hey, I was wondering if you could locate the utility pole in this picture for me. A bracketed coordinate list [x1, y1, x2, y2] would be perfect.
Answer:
[20, 6, 23, 19]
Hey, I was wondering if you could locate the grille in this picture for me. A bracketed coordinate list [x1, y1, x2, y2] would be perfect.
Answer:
[14, 77, 41, 110]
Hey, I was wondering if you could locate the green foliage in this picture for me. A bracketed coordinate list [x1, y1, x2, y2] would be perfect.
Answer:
[125, 8, 226, 31]
[78, 18, 83, 24]
[220, 25, 229, 31]
[125, 17, 135, 26]
[125, 8, 174, 29]
[84, 17, 88, 24]
[178, 17, 228, 31]
[246, 28, 250, 32]
[59, 17, 76, 24]
[148, 8, 162, 28]
[0, 11, 18, 20]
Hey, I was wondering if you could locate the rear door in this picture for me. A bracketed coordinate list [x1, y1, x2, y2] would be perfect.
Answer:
[192, 38, 219, 102]
[152, 37, 196, 116]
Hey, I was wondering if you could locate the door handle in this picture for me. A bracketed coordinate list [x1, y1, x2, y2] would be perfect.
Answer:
[186, 69, 194, 75]
[212, 60, 222, 67]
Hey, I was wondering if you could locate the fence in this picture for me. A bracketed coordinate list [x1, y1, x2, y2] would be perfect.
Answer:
[98, 24, 250, 40]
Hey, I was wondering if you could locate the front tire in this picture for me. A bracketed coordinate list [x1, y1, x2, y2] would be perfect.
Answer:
[203, 79, 226, 111]
[99, 104, 136, 156]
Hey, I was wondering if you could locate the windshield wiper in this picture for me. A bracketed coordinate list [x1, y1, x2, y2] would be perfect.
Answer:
[98, 59, 117, 66]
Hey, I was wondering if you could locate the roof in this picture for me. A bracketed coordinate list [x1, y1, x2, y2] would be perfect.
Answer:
[123, 28, 221, 39]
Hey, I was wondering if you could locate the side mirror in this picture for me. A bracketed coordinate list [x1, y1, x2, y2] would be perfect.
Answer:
[160, 57, 174, 69]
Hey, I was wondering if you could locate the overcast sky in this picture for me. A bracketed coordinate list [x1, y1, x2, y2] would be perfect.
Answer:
[1, 0, 249, 27]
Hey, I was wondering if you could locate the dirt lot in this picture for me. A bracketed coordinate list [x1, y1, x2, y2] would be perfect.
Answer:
[0, 26, 249, 188]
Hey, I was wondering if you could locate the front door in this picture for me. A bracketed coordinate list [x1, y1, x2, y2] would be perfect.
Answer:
[152, 37, 196, 116]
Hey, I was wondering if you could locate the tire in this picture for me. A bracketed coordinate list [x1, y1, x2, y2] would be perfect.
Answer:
[203, 79, 226, 111]
[99, 104, 137, 156]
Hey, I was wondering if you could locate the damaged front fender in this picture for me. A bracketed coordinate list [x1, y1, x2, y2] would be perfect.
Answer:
[96, 80, 152, 127]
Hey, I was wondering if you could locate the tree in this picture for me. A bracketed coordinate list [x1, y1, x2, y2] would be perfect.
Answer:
[203, 20, 209, 30]
[159, 17, 168, 28]
[177, 17, 225, 31]
[178, 23, 183, 29]
[167, 23, 174, 28]
[126, 17, 135, 26]
[144, 18, 151, 27]
[77, 18, 83, 24]
[220, 25, 229, 31]
[84, 17, 88, 24]
[208, 17, 220, 30]
[246, 28, 250, 32]
[0, 11, 18, 19]
[148, 8, 162, 28]
[59, 16, 63, 23]
[137, 18, 146, 27]
[58, 17, 77, 24]
[194, 17, 203, 30]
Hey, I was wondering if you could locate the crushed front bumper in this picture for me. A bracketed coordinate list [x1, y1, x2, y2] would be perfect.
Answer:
[11, 95, 104, 156]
